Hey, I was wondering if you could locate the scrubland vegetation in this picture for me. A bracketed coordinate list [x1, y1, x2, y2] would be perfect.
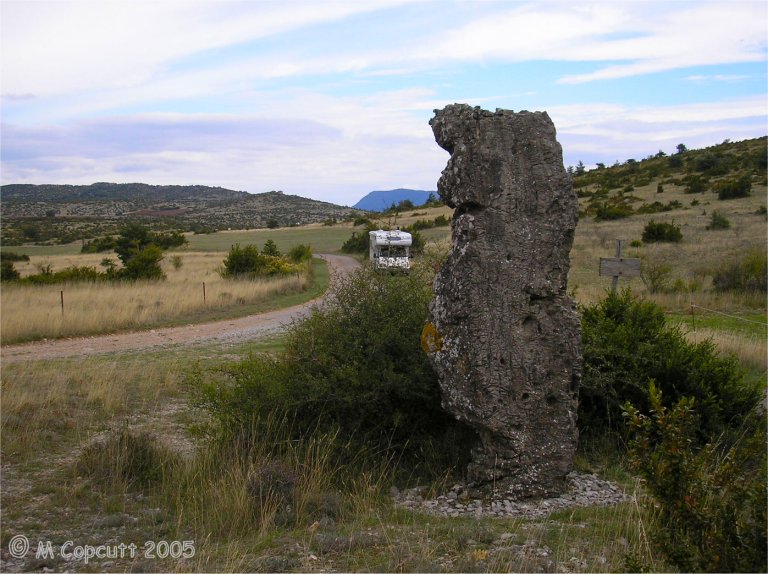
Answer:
[1, 137, 766, 572]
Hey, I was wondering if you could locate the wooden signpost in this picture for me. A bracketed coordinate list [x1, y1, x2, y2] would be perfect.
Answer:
[599, 239, 641, 292]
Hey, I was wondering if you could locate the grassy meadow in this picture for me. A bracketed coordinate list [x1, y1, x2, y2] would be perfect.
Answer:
[1, 255, 327, 344]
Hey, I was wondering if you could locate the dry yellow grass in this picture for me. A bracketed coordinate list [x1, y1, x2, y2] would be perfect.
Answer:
[569, 180, 767, 310]
[684, 328, 767, 372]
[1, 251, 309, 343]
[1, 354, 184, 460]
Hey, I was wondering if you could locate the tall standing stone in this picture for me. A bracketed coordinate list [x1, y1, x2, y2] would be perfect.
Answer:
[426, 104, 581, 498]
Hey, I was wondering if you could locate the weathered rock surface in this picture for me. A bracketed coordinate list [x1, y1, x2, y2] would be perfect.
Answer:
[426, 104, 581, 498]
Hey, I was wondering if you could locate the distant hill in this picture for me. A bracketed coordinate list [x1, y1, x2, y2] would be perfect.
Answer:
[353, 188, 436, 212]
[571, 136, 767, 220]
[0, 182, 246, 202]
[0, 182, 362, 245]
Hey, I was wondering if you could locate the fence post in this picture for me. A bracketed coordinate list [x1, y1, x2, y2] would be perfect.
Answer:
[690, 303, 696, 332]
[203, 282, 206, 304]
[60, 290, 64, 315]
[611, 240, 623, 293]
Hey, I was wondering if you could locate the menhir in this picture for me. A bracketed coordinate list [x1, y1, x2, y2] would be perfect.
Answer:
[426, 104, 581, 499]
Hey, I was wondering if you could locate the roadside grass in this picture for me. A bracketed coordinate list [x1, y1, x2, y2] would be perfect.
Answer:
[1, 257, 327, 344]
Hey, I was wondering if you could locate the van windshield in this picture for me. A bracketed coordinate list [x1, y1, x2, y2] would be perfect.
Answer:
[376, 246, 408, 257]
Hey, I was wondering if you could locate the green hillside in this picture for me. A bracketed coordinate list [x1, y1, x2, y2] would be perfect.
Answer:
[572, 137, 767, 220]
[0, 184, 362, 245]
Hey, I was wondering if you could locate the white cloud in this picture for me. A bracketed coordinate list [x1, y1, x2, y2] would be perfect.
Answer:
[556, 1, 767, 83]
[0, 0, 405, 96]
[4, 0, 765, 106]
[406, 1, 767, 84]
[685, 75, 751, 82]
[551, 95, 767, 166]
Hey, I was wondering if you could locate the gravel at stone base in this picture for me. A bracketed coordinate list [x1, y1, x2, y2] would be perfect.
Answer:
[391, 471, 629, 519]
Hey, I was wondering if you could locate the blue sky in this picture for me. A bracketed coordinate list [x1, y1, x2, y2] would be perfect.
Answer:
[1, 0, 766, 206]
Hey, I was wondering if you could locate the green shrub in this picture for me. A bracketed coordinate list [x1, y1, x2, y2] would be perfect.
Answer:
[221, 244, 301, 278]
[1, 260, 20, 281]
[409, 218, 434, 231]
[715, 174, 752, 200]
[625, 384, 767, 573]
[404, 229, 425, 254]
[593, 200, 634, 220]
[262, 239, 281, 257]
[151, 230, 187, 250]
[641, 220, 682, 243]
[683, 174, 707, 194]
[80, 236, 117, 253]
[221, 243, 262, 276]
[692, 152, 730, 176]
[117, 245, 165, 281]
[0, 251, 30, 262]
[705, 210, 731, 230]
[433, 214, 450, 227]
[192, 266, 475, 476]
[286, 243, 313, 263]
[712, 249, 767, 292]
[579, 290, 758, 443]
[110, 223, 184, 280]
[637, 200, 682, 214]
[23, 265, 105, 284]
[340, 231, 369, 254]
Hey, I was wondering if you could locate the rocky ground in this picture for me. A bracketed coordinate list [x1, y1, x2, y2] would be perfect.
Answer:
[392, 472, 629, 520]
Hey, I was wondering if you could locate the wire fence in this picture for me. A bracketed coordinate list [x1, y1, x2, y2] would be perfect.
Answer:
[687, 303, 768, 333]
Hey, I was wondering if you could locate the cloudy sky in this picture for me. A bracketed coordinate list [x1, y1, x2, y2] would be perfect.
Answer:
[2, 0, 766, 206]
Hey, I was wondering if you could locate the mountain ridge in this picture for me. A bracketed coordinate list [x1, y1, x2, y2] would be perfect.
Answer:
[353, 188, 435, 212]
[0, 183, 361, 245]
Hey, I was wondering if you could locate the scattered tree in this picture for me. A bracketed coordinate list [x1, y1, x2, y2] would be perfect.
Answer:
[262, 239, 281, 257]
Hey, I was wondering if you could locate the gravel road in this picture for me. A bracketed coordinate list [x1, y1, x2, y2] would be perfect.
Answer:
[0, 254, 360, 363]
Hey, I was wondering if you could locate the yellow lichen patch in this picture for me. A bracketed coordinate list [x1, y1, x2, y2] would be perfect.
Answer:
[420, 321, 443, 353]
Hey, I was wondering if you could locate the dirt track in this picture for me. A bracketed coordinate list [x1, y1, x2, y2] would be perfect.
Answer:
[0, 254, 359, 363]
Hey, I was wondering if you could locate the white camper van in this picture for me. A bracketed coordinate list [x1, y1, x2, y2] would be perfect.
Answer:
[368, 229, 412, 271]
